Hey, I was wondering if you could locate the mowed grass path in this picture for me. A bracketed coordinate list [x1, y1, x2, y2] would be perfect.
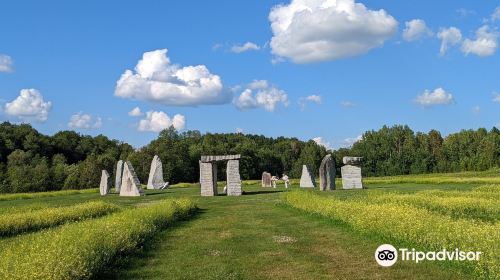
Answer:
[98, 184, 467, 280]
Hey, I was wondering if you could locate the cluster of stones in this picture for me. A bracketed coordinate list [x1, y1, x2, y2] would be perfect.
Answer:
[199, 154, 242, 196]
[341, 156, 363, 189]
[261, 172, 272, 187]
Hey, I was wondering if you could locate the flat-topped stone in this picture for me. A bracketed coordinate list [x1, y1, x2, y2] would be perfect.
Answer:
[120, 161, 144, 196]
[200, 155, 241, 162]
[300, 165, 316, 188]
[200, 161, 218, 196]
[319, 154, 336, 191]
[226, 160, 242, 196]
[341, 165, 363, 189]
[115, 160, 124, 192]
[147, 155, 167, 189]
[99, 170, 110, 196]
[343, 156, 363, 166]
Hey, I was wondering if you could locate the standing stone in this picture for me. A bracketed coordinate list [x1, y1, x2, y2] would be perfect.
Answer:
[200, 161, 218, 196]
[120, 161, 144, 196]
[226, 160, 242, 196]
[115, 160, 124, 193]
[319, 154, 336, 191]
[341, 156, 363, 189]
[299, 165, 316, 188]
[99, 170, 110, 196]
[261, 172, 272, 187]
[147, 155, 166, 189]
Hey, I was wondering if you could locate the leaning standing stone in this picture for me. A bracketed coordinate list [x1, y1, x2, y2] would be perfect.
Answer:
[99, 170, 110, 196]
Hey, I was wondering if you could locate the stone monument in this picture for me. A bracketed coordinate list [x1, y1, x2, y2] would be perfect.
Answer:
[299, 165, 316, 188]
[99, 170, 110, 196]
[341, 156, 363, 189]
[319, 154, 336, 191]
[147, 155, 168, 189]
[115, 160, 124, 193]
[199, 155, 242, 196]
[262, 172, 272, 187]
[120, 161, 144, 196]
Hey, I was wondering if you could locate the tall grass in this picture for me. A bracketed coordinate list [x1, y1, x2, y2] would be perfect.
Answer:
[0, 188, 98, 201]
[0, 201, 119, 237]
[283, 191, 499, 279]
[0, 198, 196, 280]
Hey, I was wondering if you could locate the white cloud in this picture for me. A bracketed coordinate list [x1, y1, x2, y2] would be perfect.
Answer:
[234, 80, 289, 112]
[137, 111, 185, 132]
[269, 0, 398, 63]
[492, 7, 500, 21]
[472, 105, 480, 113]
[493, 93, 500, 102]
[128, 106, 143, 117]
[403, 19, 433, 41]
[0, 54, 13, 73]
[313, 137, 332, 150]
[456, 8, 475, 18]
[437, 27, 462, 55]
[298, 94, 322, 109]
[231, 42, 260, 53]
[341, 101, 355, 107]
[68, 113, 103, 129]
[4, 89, 52, 122]
[115, 49, 228, 106]
[461, 25, 498, 57]
[236, 127, 244, 134]
[342, 135, 363, 147]
[415, 87, 454, 107]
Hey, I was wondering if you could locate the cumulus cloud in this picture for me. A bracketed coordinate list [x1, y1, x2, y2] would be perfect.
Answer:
[234, 80, 289, 112]
[128, 107, 143, 117]
[492, 7, 500, 21]
[298, 95, 322, 109]
[68, 113, 102, 129]
[437, 27, 462, 55]
[137, 111, 185, 132]
[231, 42, 260, 53]
[313, 137, 332, 150]
[269, 0, 398, 63]
[403, 19, 433, 41]
[461, 25, 498, 57]
[115, 49, 228, 106]
[342, 135, 363, 147]
[415, 87, 454, 107]
[0, 54, 13, 73]
[4, 89, 52, 122]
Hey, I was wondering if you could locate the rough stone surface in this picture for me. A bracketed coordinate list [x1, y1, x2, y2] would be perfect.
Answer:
[226, 160, 242, 196]
[147, 155, 166, 189]
[319, 155, 336, 191]
[115, 160, 124, 192]
[341, 165, 363, 189]
[200, 154, 241, 162]
[120, 161, 144, 196]
[343, 156, 363, 166]
[261, 172, 272, 187]
[300, 165, 316, 188]
[200, 161, 218, 196]
[99, 170, 110, 196]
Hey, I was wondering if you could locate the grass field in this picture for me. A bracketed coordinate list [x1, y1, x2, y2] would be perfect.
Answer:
[0, 172, 498, 279]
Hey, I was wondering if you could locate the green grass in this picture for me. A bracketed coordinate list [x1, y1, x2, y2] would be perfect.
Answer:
[0, 169, 498, 279]
[0, 188, 98, 201]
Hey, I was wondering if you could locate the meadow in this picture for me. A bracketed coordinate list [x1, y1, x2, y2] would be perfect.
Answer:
[0, 171, 498, 279]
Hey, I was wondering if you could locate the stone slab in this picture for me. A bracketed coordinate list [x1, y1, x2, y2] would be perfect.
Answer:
[147, 155, 166, 189]
[200, 161, 218, 196]
[99, 170, 110, 196]
[200, 154, 241, 162]
[115, 160, 124, 192]
[319, 154, 336, 191]
[226, 160, 242, 196]
[120, 161, 144, 196]
[341, 165, 363, 189]
[262, 172, 272, 187]
[300, 165, 316, 188]
[342, 156, 363, 166]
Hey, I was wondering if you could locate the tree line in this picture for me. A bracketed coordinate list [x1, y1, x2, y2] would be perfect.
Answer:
[0, 122, 498, 193]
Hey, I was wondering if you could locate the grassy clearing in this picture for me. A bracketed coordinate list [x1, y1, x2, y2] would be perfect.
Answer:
[363, 170, 500, 185]
[283, 190, 499, 279]
[0, 198, 196, 280]
[0, 201, 119, 237]
[0, 188, 98, 201]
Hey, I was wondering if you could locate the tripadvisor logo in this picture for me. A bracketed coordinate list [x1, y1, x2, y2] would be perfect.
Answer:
[375, 244, 482, 267]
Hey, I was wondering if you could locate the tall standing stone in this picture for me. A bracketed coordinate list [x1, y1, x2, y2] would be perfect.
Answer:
[120, 161, 144, 196]
[261, 172, 272, 187]
[341, 156, 363, 189]
[115, 160, 124, 193]
[300, 165, 316, 188]
[99, 170, 110, 196]
[147, 155, 166, 189]
[319, 154, 336, 191]
[226, 160, 242, 196]
[200, 161, 218, 196]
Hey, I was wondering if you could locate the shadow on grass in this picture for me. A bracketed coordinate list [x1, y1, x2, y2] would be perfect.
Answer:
[243, 190, 284, 195]
[92, 208, 205, 280]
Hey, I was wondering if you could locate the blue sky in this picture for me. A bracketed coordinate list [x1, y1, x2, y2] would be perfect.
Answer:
[0, 0, 499, 148]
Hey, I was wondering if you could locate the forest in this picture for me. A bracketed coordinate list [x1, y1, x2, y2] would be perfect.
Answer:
[0, 121, 498, 193]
